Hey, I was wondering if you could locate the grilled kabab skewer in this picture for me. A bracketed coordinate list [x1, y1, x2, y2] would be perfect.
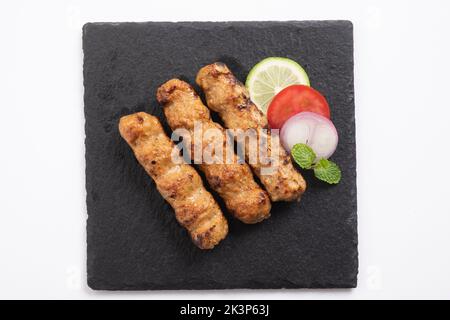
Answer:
[157, 79, 271, 224]
[196, 63, 306, 202]
[119, 112, 228, 249]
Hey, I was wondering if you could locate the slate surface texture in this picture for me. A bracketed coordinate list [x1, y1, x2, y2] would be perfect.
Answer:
[83, 21, 357, 290]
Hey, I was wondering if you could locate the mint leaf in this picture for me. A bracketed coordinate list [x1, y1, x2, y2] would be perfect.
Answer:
[313, 159, 342, 184]
[291, 144, 342, 185]
[291, 143, 316, 169]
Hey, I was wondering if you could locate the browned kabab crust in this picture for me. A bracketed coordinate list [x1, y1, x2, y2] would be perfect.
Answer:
[157, 79, 271, 224]
[119, 112, 228, 249]
[196, 63, 306, 202]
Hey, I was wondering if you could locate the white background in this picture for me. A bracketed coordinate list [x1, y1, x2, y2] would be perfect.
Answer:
[1, 0, 449, 300]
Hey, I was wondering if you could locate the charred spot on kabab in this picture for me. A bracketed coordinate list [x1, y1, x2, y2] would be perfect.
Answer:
[193, 225, 216, 248]
[209, 175, 222, 189]
[258, 191, 268, 204]
[236, 99, 251, 110]
[124, 126, 140, 144]
[136, 114, 144, 124]
[229, 75, 244, 87]
[210, 63, 231, 77]
[156, 83, 177, 104]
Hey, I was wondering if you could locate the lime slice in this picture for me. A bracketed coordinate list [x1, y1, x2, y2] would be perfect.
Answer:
[246, 57, 310, 114]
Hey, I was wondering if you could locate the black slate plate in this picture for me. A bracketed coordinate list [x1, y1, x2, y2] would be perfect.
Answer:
[83, 21, 357, 290]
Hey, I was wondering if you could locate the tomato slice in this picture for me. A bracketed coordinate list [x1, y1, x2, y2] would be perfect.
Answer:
[267, 85, 330, 129]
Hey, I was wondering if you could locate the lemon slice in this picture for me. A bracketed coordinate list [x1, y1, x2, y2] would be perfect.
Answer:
[246, 57, 310, 114]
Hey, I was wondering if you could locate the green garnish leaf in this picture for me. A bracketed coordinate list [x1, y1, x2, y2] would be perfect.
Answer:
[291, 143, 316, 169]
[313, 159, 342, 184]
[291, 143, 342, 185]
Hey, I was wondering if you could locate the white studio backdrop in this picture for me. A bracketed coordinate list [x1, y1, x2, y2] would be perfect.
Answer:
[0, 0, 449, 299]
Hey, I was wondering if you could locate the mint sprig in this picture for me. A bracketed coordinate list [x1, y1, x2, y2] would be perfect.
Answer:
[291, 143, 342, 185]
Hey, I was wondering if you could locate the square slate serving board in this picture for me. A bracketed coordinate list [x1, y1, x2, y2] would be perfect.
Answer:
[83, 21, 357, 290]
